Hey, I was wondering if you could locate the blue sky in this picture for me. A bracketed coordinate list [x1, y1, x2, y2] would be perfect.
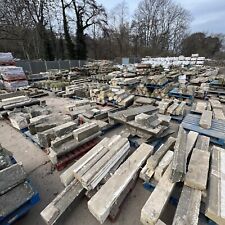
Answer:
[97, 0, 225, 34]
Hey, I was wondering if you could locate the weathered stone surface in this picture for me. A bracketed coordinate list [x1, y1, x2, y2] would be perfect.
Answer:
[110, 105, 157, 122]
[1, 95, 28, 106]
[205, 146, 225, 224]
[119, 95, 134, 107]
[171, 126, 187, 183]
[166, 102, 179, 115]
[54, 121, 77, 137]
[38, 121, 77, 148]
[35, 123, 57, 134]
[3, 99, 40, 110]
[135, 97, 155, 105]
[66, 99, 90, 111]
[24, 105, 51, 118]
[156, 220, 166, 225]
[40, 180, 84, 225]
[88, 143, 153, 224]
[60, 137, 110, 186]
[80, 138, 130, 190]
[195, 101, 207, 113]
[195, 135, 210, 151]
[141, 164, 175, 225]
[185, 148, 210, 190]
[0, 181, 34, 217]
[139, 164, 150, 182]
[51, 133, 74, 149]
[28, 115, 52, 134]
[0, 145, 12, 170]
[135, 113, 161, 128]
[0, 91, 25, 101]
[8, 112, 29, 130]
[157, 114, 171, 124]
[199, 110, 212, 129]
[159, 100, 172, 114]
[73, 122, 99, 142]
[144, 137, 175, 180]
[0, 163, 26, 195]
[209, 99, 222, 109]
[108, 174, 138, 220]
[154, 150, 174, 181]
[135, 113, 154, 126]
[48, 131, 101, 164]
[186, 131, 199, 157]
[213, 108, 225, 121]
[74, 146, 110, 182]
[175, 101, 186, 116]
[172, 186, 201, 225]
[147, 137, 176, 171]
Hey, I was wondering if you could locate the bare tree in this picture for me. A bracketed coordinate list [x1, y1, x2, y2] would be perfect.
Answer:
[0, 0, 36, 59]
[133, 0, 190, 55]
[109, 1, 131, 57]
[71, 0, 107, 60]
[22, 0, 56, 60]
[0, 0, 193, 60]
[60, 0, 76, 59]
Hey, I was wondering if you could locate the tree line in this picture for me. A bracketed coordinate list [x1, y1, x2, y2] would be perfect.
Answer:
[0, 0, 224, 60]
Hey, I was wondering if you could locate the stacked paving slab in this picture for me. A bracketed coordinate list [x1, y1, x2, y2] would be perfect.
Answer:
[0, 52, 28, 91]
[0, 144, 39, 222]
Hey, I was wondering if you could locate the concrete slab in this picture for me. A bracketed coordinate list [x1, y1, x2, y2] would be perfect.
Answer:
[172, 186, 201, 225]
[88, 143, 153, 223]
[185, 148, 210, 190]
[0, 163, 26, 194]
[171, 126, 187, 183]
[199, 110, 212, 129]
[0, 181, 34, 217]
[141, 164, 175, 225]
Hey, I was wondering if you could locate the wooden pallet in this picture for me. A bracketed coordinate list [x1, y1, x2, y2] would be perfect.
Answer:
[55, 138, 101, 171]
[171, 115, 184, 122]
[208, 89, 225, 96]
[182, 114, 225, 146]
[143, 181, 217, 225]
[169, 88, 194, 100]
[23, 130, 43, 149]
[145, 81, 169, 89]
[0, 191, 40, 225]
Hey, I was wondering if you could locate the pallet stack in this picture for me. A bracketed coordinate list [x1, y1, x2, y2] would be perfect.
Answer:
[0, 91, 41, 117]
[192, 99, 225, 121]
[136, 64, 151, 76]
[0, 53, 28, 91]
[41, 134, 135, 224]
[139, 127, 217, 225]
[144, 74, 168, 86]
[158, 99, 186, 118]
[0, 144, 40, 224]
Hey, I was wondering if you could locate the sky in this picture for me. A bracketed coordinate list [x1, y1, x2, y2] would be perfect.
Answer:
[97, 0, 225, 34]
